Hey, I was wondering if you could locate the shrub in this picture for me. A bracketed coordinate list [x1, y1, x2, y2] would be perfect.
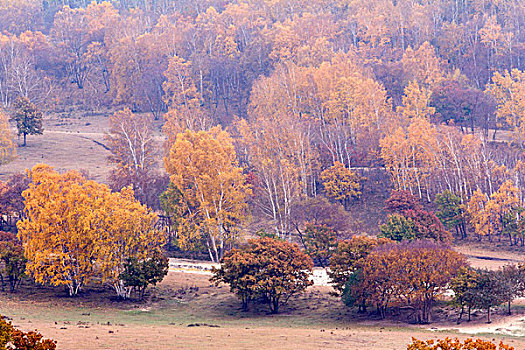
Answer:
[0, 233, 26, 292]
[119, 251, 169, 300]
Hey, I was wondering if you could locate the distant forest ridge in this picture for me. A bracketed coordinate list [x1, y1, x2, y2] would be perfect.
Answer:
[2, 0, 525, 240]
[0, 0, 522, 122]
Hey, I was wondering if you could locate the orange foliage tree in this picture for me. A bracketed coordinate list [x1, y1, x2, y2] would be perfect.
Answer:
[0, 314, 56, 350]
[327, 236, 391, 295]
[211, 237, 313, 313]
[358, 241, 466, 323]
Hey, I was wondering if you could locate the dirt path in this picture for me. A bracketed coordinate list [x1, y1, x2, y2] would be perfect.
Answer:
[454, 245, 524, 270]
[169, 258, 332, 286]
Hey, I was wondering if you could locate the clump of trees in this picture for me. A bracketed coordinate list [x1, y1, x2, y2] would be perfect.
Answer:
[328, 236, 391, 295]
[451, 265, 525, 323]
[341, 240, 466, 323]
[211, 237, 313, 313]
[434, 190, 467, 240]
[17, 164, 166, 298]
[119, 251, 169, 300]
[301, 223, 338, 268]
[380, 191, 452, 243]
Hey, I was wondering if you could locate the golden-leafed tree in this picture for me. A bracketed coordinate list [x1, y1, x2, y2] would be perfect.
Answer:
[93, 186, 162, 299]
[320, 161, 361, 208]
[17, 165, 104, 296]
[0, 110, 15, 165]
[401, 42, 445, 90]
[17, 164, 163, 297]
[467, 181, 521, 243]
[164, 127, 250, 262]
[466, 188, 490, 241]
[381, 117, 438, 198]
[396, 80, 435, 121]
[487, 69, 525, 147]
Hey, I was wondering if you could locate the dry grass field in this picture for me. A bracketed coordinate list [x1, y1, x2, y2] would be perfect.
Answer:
[0, 112, 165, 184]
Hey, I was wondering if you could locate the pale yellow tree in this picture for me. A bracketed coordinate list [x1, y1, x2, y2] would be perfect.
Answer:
[401, 41, 445, 90]
[0, 110, 15, 164]
[381, 117, 439, 198]
[396, 80, 435, 121]
[165, 127, 250, 262]
[487, 69, 525, 147]
[94, 186, 162, 298]
[162, 55, 212, 148]
[235, 116, 306, 238]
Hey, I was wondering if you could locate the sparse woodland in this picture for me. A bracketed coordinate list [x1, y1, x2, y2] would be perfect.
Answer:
[2, 0, 525, 348]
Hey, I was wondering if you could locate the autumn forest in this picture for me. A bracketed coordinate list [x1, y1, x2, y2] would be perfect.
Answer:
[2, 0, 525, 349]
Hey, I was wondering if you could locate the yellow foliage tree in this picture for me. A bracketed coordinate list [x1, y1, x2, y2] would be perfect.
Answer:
[466, 188, 490, 241]
[487, 69, 525, 147]
[93, 186, 162, 298]
[397, 80, 435, 121]
[0, 110, 15, 165]
[17, 164, 163, 297]
[380, 117, 438, 198]
[466, 182, 519, 243]
[165, 127, 250, 262]
[320, 161, 361, 207]
[401, 42, 444, 90]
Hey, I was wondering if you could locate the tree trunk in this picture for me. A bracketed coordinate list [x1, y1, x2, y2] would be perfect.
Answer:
[23, 133, 26, 147]
[457, 306, 464, 324]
